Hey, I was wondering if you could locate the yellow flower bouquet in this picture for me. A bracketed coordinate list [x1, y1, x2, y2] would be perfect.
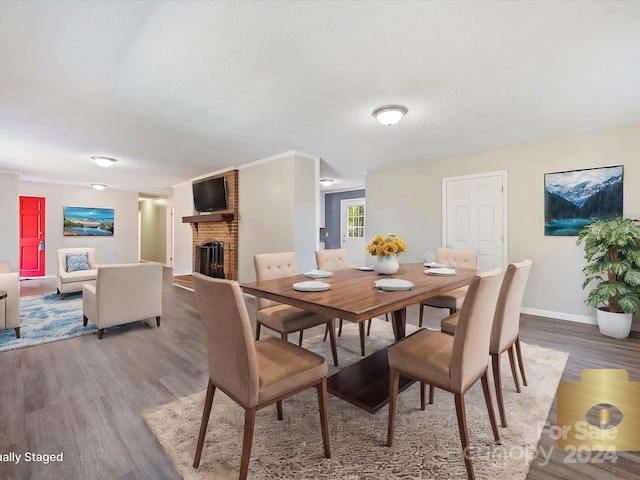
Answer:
[366, 234, 407, 257]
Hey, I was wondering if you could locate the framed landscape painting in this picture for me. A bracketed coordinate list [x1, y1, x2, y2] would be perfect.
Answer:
[63, 206, 114, 236]
[544, 165, 623, 236]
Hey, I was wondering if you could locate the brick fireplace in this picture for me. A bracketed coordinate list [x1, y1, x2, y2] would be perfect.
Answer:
[181, 170, 239, 283]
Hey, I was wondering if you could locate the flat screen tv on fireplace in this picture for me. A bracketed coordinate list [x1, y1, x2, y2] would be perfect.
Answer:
[192, 176, 228, 213]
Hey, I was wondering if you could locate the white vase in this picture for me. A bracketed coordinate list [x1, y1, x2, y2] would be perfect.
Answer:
[596, 308, 632, 339]
[373, 255, 399, 275]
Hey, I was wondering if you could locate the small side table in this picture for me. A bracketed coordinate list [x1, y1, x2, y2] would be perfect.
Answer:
[0, 290, 6, 329]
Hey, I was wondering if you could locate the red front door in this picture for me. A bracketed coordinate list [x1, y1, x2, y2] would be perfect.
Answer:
[20, 196, 46, 277]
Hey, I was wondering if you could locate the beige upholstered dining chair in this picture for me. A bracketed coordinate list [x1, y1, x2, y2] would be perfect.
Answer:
[254, 252, 338, 366]
[315, 248, 389, 356]
[387, 268, 504, 480]
[441, 259, 533, 427]
[191, 273, 331, 480]
[419, 248, 479, 327]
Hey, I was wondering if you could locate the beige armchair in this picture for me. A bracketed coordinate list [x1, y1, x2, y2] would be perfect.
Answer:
[0, 260, 20, 338]
[82, 262, 163, 339]
[57, 247, 98, 299]
[419, 248, 479, 326]
[191, 273, 330, 480]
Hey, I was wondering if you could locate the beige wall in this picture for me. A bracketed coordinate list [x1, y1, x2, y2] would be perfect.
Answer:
[0, 172, 20, 269]
[18, 181, 140, 276]
[366, 122, 640, 328]
[238, 152, 319, 282]
[139, 198, 167, 263]
[171, 181, 193, 276]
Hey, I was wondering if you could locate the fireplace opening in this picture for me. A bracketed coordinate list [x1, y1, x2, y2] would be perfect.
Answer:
[197, 241, 225, 278]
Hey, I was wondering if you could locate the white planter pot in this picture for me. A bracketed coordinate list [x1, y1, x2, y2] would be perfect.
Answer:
[596, 308, 632, 339]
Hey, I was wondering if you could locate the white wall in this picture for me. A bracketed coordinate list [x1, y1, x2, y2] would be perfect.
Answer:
[19, 181, 139, 276]
[0, 172, 20, 269]
[366, 122, 640, 328]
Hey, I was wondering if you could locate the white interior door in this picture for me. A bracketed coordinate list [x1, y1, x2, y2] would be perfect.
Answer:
[340, 198, 366, 266]
[442, 172, 507, 271]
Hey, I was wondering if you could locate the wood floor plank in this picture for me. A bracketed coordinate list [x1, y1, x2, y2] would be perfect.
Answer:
[0, 270, 638, 479]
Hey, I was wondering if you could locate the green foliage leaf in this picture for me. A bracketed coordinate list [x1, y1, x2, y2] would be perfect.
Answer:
[577, 217, 640, 312]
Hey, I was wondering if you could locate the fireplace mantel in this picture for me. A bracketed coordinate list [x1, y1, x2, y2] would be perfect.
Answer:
[182, 213, 234, 225]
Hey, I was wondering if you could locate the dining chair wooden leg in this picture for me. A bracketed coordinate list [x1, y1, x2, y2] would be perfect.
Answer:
[366, 318, 372, 336]
[387, 368, 400, 447]
[316, 378, 331, 458]
[338, 319, 343, 337]
[454, 392, 474, 480]
[276, 401, 283, 421]
[515, 337, 528, 386]
[358, 322, 366, 356]
[481, 371, 501, 442]
[328, 319, 339, 366]
[298, 330, 304, 347]
[491, 352, 507, 428]
[322, 323, 329, 342]
[255, 322, 261, 341]
[239, 407, 257, 480]
[193, 379, 216, 468]
[418, 303, 424, 327]
[507, 345, 521, 393]
[419, 383, 435, 410]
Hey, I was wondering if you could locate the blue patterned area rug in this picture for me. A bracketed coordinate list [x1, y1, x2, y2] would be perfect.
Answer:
[0, 292, 96, 352]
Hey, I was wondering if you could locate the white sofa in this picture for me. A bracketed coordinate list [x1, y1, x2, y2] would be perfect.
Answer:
[57, 248, 98, 299]
[82, 262, 163, 339]
[0, 260, 20, 338]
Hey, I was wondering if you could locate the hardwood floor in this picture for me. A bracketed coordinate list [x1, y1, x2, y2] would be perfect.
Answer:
[1, 270, 638, 479]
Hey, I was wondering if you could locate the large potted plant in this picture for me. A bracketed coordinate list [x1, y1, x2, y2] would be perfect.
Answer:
[576, 217, 640, 338]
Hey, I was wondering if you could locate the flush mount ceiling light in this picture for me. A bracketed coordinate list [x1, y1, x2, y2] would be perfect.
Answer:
[91, 183, 106, 190]
[372, 105, 408, 126]
[320, 178, 334, 187]
[92, 156, 117, 167]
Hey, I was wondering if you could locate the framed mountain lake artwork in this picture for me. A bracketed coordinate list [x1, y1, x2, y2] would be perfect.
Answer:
[63, 206, 114, 236]
[544, 165, 623, 236]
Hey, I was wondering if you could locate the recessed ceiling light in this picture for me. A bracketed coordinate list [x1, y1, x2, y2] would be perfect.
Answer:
[320, 178, 334, 187]
[372, 105, 407, 126]
[91, 183, 106, 190]
[92, 156, 117, 167]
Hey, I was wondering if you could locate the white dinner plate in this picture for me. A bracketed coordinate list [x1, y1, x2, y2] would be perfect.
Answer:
[353, 266, 374, 271]
[425, 268, 456, 276]
[304, 269, 333, 279]
[374, 278, 414, 291]
[424, 262, 448, 268]
[293, 281, 331, 292]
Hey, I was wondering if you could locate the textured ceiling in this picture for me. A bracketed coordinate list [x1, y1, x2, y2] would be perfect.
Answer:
[0, 1, 639, 196]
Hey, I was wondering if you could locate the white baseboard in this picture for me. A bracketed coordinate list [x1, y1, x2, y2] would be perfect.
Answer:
[521, 307, 596, 325]
[521, 307, 640, 332]
[172, 283, 194, 292]
[20, 275, 56, 281]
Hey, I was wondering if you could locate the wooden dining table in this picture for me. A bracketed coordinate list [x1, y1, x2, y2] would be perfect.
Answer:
[240, 262, 477, 413]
